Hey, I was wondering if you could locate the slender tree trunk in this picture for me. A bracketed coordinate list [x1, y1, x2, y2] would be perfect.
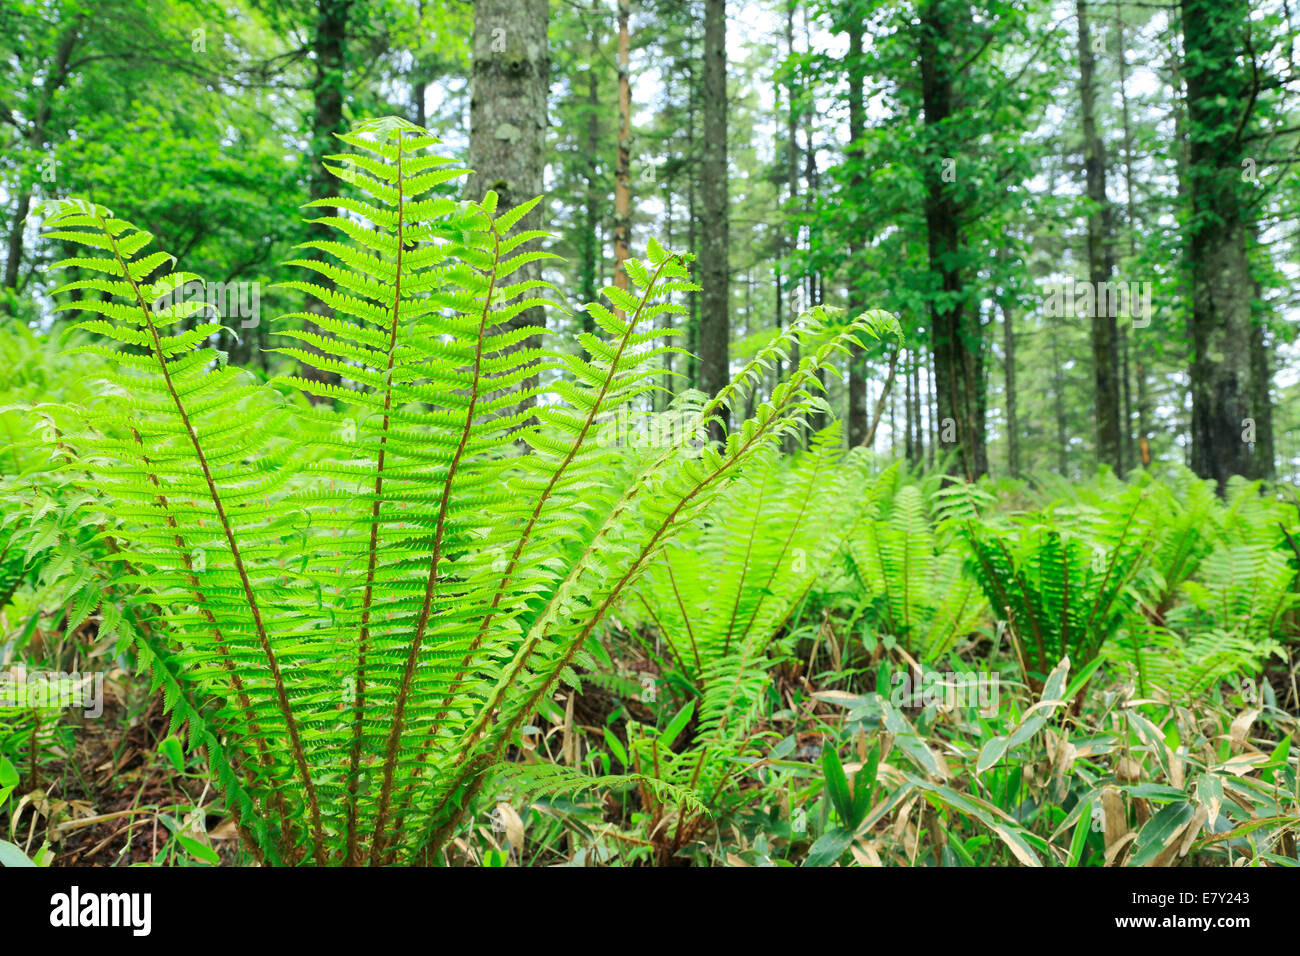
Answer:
[1077, 0, 1122, 474]
[782, 1, 801, 452]
[1137, 358, 1150, 467]
[926, 344, 936, 470]
[580, 55, 600, 334]
[919, 0, 986, 479]
[1050, 315, 1069, 476]
[613, 0, 631, 291]
[1001, 297, 1019, 478]
[915, 356, 925, 468]
[468, 0, 550, 413]
[685, 32, 699, 388]
[904, 351, 915, 462]
[1248, 232, 1275, 478]
[803, 49, 827, 438]
[698, 0, 730, 439]
[4, 16, 82, 300]
[1115, 5, 1142, 469]
[845, 14, 868, 446]
[1118, 323, 1132, 473]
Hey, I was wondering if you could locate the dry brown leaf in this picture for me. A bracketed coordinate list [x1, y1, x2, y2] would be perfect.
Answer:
[1104, 831, 1136, 866]
[495, 802, 525, 855]
[1101, 786, 1129, 864]
[851, 841, 883, 867]
[1169, 748, 1184, 789]
[1117, 757, 1142, 784]
[209, 819, 240, 842]
[1177, 806, 1209, 859]
[1228, 708, 1259, 753]
[1216, 753, 1268, 776]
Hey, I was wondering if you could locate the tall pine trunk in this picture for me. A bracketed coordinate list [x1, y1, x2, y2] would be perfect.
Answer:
[613, 0, 632, 292]
[1001, 297, 1019, 479]
[698, 0, 730, 439]
[919, 0, 986, 479]
[1180, 0, 1266, 491]
[468, 0, 550, 413]
[845, 14, 868, 446]
[297, 0, 354, 397]
[1076, 0, 1122, 473]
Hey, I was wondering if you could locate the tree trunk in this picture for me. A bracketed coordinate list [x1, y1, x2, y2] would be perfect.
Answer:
[1076, 0, 1122, 473]
[1180, 0, 1262, 492]
[613, 0, 631, 292]
[685, 30, 699, 389]
[915, 356, 925, 468]
[782, 1, 801, 453]
[1050, 315, 1069, 476]
[580, 55, 600, 334]
[4, 16, 82, 299]
[1115, 4, 1142, 469]
[698, 0, 729, 439]
[1001, 297, 1019, 478]
[845, 15, 868, 446]
[803, 41, 827, 439]
[926, 344, 936, 470]
[468, 0, 550, 413]
[1248, 242, 1275, 478]
[297, 0, 353, 396]
[919, 1, 986, 479]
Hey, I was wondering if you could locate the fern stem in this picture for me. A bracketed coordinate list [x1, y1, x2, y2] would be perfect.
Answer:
[444, 258, 673, 701]
[721, 478, 767, 657]
[634, 591, 695, 684]
[367, 207, 499, 863]
[387, 256, 675, 844]
[344, 131, 409, 866]
[56, 417, 286, 859]
[100, 217, 326, 865]
[665, 564, 705, 676]
[738, 452, 827, 643]
[418, 379, 816, 860]
[127, 425, 294, 855]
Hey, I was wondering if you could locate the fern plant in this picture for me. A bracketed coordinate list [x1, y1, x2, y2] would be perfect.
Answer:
[628, 425, 863, 688]
[37, 116, 897, 865]
[846, 462, 988, 661]
[959, 481, 1158, 690]
[1105, 473, 1296, 700]
[584, 424, 872, 860]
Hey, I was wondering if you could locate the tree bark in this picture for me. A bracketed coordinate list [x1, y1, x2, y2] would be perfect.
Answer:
[296, 0, 353, 396]
[4, 16, 82, 299]
[1248, 236, 1275, 479]
[909, 351, 923, 465]
[613, 0, 631, 292]
[1001, 297, 1019, 478]
[919, 0, 986, 479]
[845, 14, 868, 446]
[1180, 0, 1264, 491]
[580, 56, 600, 334]
[1115, 5, 1142, 469]
[1050, 316, 1069, 476]
[698, 0, 729, 439]
[1076, 0, 1122, 473]
[468, 0, 550, 413]
[781, 1, 801, 452]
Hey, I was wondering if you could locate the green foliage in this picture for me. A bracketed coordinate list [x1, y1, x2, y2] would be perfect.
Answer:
[847, 463, 988, 660]
[959, 480, 1158, 686]
[33, 117, 897, 866]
